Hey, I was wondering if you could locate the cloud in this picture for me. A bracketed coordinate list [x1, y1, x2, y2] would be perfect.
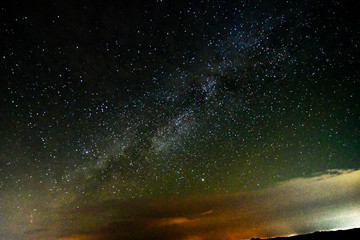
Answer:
[25, 169, 360, 240]
[23, 228, 47, 235]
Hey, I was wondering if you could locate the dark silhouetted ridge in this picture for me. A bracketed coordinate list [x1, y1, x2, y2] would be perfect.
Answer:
[251, 228, 360, 240]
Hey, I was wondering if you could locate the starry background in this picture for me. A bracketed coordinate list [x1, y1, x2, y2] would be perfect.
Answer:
[1, 0, 360, 239]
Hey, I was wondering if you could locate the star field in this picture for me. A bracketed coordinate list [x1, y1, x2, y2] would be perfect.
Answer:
[1, 1, 360, 239]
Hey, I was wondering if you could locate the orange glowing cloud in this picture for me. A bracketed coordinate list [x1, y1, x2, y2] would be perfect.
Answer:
[57, 234, 100, 240]
[152, 217, 196, 227]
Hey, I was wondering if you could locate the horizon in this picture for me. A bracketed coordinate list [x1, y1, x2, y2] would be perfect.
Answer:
[57, 228, 360, 240]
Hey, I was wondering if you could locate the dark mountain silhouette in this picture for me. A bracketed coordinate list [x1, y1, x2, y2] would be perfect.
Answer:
[251, 228, 360, 240]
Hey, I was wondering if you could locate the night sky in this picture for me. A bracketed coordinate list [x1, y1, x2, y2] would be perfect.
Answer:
[1, 0, 360, 239]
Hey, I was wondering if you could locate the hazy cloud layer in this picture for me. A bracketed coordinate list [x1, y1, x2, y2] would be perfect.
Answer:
[26, 169, 360, 240]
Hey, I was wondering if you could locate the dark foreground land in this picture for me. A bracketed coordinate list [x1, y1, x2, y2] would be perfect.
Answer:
[251, 228, 360, 240]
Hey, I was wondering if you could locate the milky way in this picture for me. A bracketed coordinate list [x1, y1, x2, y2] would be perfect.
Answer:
[1, 1, 359, 239]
